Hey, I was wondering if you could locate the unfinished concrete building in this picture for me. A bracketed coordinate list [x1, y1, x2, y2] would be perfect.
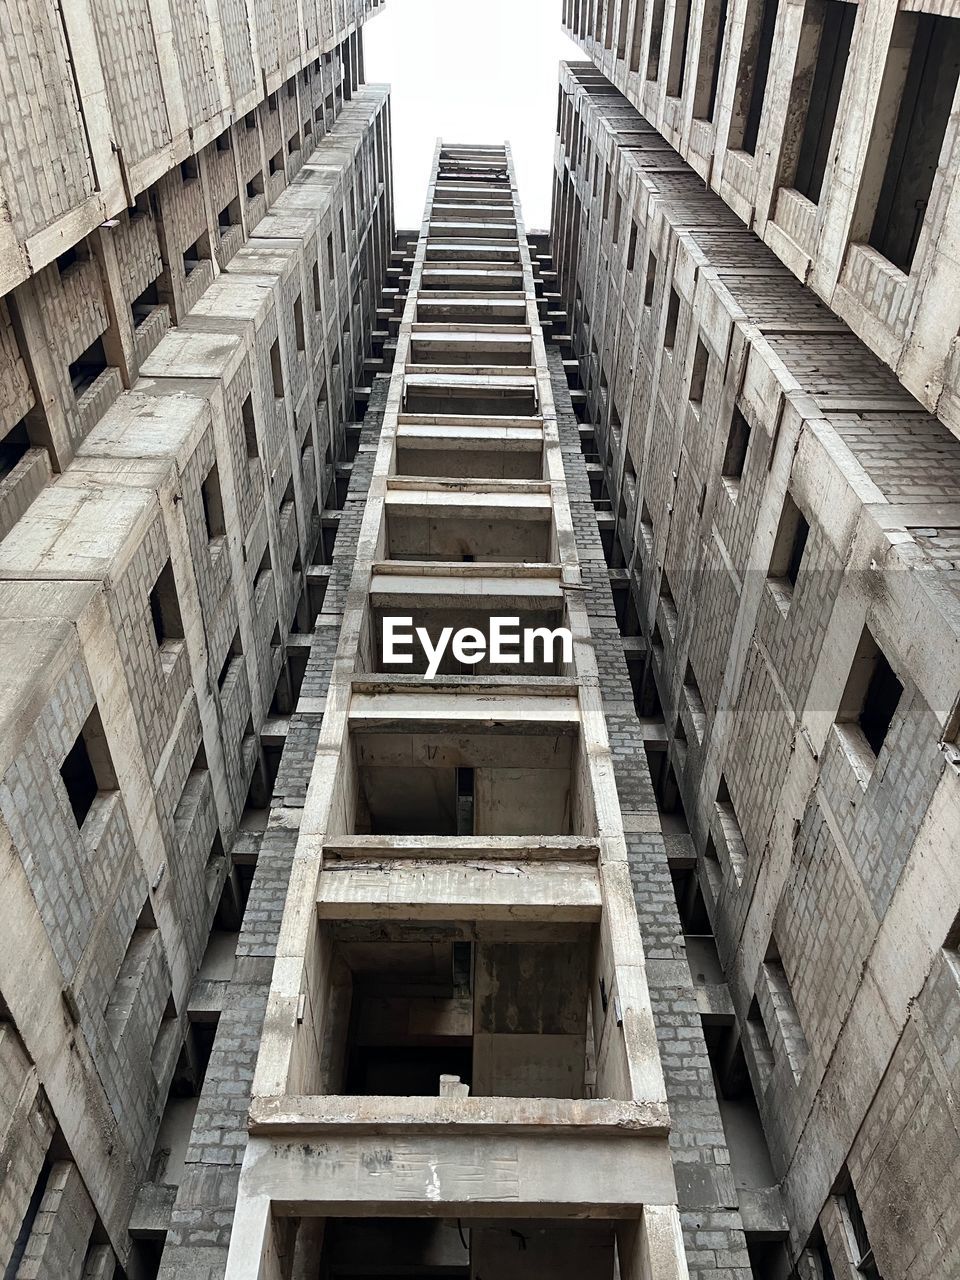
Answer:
[0, 2, 398, 1276]
[2, 0, 959, 1277]
[217, 140, 690, 1280]
[549, 0, 960, 1273]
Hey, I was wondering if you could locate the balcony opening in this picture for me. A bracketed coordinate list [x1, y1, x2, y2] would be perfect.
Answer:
[385, 501, 552, 564]
[349, 726, 578, 837]
[312, 1217, 616, 1277]
[396, 431, 542, 481]
[644, 745, 689, 835]
[703, 1021, 780, 1210]
[371, 602, 568, 677]
[182, 232, 210, 278]
[325, 920, 594, 1100]
[68, 336, 109, 398]
[131, 280, 161, 329]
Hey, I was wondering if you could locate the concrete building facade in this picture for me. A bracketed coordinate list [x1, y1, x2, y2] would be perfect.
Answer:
[549, 43, 960, 1280]
[561, 0, 960, 436]
[0, 3, 396, 1276]
[1, 2, 958, 1279]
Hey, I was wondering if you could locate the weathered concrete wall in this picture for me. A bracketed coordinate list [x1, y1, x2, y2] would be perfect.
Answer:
[550, 61, 960, 1279]
[563, 0, 960, 440]
[0, 66, 394, 1278]
[0, 0, 383, 296]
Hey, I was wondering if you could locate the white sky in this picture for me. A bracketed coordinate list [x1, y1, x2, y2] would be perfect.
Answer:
[364, 0, 581, 230]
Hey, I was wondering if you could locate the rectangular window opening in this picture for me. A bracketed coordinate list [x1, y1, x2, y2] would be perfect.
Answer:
[217, 630, 243, 693]
[694, 0, 729, 120]
[68, 336, 109, 397]
[664, 286, 680, 350]
[242, 394, 259, 460]
[182, 232, 210, 277]
[202, 464, 226, 542]
[130, 281, 160, 329]
[647, 0, 667, 79]
[667, 0, 694, 96]
[149, 559, 184, 650]
[644, 249, 658, 307]
[837, 627, 903, 761]
[840, 1175, 882, 1280]
[294, 294, 306, 352]
[864, 12, 960, 274]
[768, 490, 809, 595]
[60, 707, 116, 828]
[689, 335, 709, 405]
[792, 0, 856, 204]
[627, 219, 639, 271]
[721, 406, 751, 491]
[732, 0, 780, 155]
[218, 198, 241, 231]
[270, 339, 284, 399]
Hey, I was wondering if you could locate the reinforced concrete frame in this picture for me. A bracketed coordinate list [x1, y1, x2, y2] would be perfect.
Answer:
[222, 142, 689, 1280]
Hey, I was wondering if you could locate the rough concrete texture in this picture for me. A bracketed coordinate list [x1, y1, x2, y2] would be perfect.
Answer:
[1, 2, 957, 1277]
[549, 58, 960, 1280]
[564, 0, 960, 438]
[0, 18, 394, 1272]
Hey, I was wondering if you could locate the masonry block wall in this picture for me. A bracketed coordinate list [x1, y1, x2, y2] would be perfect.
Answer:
[561, 0, 960, 438]
[550, 60, 960, 1279]
[0, 0, 378, 297]
[0, 6, 394, 1271]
